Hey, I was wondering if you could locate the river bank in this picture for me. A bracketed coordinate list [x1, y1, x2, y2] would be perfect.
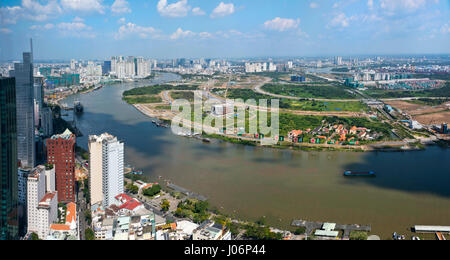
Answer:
[132, 102, 432, 153]
[61, 73, 450, 239]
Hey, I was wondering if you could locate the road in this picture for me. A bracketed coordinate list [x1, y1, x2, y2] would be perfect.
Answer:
[77, 189, 87, 240]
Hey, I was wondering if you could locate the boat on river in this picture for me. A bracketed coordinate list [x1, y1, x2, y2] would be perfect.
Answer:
[344, 171, 376, 177]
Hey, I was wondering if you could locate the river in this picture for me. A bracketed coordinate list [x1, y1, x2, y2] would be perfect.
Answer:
[62, 73, 450, 239]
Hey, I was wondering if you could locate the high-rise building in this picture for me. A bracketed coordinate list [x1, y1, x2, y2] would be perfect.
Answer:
[136, 57, 151, 78]
[33, 76, 44, 128]
[89, 133, 124, 207]
[0, 77, 19, 240]
[40, 107, 53, 137]
[46, 129, 76, 203]
[27, 165, 58, 239]
[27, 166, 46, 235]
[17, 168, 30, 236]
[102, 61, 111, 75]
[12, 48, 36, 169]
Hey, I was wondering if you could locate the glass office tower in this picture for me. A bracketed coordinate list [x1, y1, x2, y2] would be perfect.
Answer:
[0, 77, 19, 240]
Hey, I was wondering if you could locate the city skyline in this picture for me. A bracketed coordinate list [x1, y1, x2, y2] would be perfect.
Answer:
[1, 0, 449, 60]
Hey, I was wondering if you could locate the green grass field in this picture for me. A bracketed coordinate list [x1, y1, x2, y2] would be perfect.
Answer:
[218, 89, 366, 112]
[170, 91, 195, 102]
[261, 83, 356, 99]
[363, 81, 450, 99]
[123, 84, 198, 96]
[122, 95, 162, 104]
[283, 100, 367, 112]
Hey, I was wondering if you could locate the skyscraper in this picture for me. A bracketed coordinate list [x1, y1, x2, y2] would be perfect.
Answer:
[46, 129, 76, 203]
[0, 77, 19, 240]
[33, 75, 44, 128]
[88, 133, 124, 207]
[12, 42, 35, 169]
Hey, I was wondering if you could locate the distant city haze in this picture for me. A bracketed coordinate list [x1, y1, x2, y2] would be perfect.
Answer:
[1, 0, 449, 60]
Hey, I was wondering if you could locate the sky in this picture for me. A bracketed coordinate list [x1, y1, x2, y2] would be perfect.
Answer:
[0, 0, 449, 60]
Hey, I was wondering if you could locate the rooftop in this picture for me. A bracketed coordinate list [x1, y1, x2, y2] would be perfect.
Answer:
[51, 128, 74, 140]
[66, 202, 77, 224]
[39, 192, 57, 207]
[50, 224, 71, 231]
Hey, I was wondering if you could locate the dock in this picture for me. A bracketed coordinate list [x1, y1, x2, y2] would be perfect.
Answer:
[167, 183, 207, 201]
[291, 219, 371, 239]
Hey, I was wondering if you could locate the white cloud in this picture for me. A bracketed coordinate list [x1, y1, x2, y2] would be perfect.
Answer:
[170, 28, 214, 40]
[368, 0, 374, 10]
[309, 2, 319, 9]
[264, 17, 300, 32]
[73, 16, 84, 22]
[30, 23, 55, 30]
[192, 7, 205, 16]
[441, 24, 450, 34]
[111, 0, 131, 14]
[58, 22, 89, 31]
[115, 22, 158, 39]
[118, 17, 126, 24]
[61, 0, 105, 14]
[57, 20, 96, 38]
[1, 0, 63, 24]
[0, 28, 12, 34]
[0, 6, 24, 25]
[157, 0, 191, 18]
[379, 0, 430, 14]
[170, 28, 195, 40]
[216, 29, 265, 40]
[210, 2, 235, 18]
[329, 13, 354, 28]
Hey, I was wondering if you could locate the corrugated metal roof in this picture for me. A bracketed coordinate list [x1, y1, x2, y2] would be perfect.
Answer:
[315, 230, 339, 237]
[415, 225, 450, 232]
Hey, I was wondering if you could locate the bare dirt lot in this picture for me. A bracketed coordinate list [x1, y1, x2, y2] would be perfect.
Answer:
[412, 111, 450, 125]
[386, 100, 450, 125]
[385, 101, 424, 112]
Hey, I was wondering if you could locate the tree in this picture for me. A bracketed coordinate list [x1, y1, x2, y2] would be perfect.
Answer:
[126, 184, 139, 194]
[143, 184, 161, 197]
[85, 228, 95, 241]
[256, 217, 266, 226]
[84, 210, 92, 226]
[30, 233, 40, 240]
[161, 199, 170, 212]
[293, 227, 306, 235]
[349, 231, 368, 241]
[193, 201, 209, 214]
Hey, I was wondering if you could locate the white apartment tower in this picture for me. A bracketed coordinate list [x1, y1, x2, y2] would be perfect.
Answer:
[27, 166, 45, 234]
[89, 133, 124, 208]
[27, 165, 58, 239]
[136, 57, 151, 78]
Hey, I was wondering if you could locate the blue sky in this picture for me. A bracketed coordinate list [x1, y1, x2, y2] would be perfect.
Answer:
[0, 0, 449, 60]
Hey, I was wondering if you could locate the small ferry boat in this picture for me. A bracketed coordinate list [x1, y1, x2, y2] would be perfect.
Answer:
[344, 171, 376, 177]
[130, 169, 143, 176]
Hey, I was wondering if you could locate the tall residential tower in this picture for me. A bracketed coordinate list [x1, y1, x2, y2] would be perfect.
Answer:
[89, 133, 124, 208]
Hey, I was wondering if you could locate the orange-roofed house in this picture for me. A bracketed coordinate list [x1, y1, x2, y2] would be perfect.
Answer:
[288, 130, 303, 141]
[48, 202, 78, 240]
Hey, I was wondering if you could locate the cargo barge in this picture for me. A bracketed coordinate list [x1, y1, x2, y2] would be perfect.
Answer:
[344, 171, 376, 177]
